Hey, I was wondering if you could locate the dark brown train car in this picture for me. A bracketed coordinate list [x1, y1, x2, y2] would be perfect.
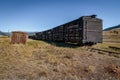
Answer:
[11, 31, 27, 44]
[46, 29, 53, 40]
[28, 35, 36, 39]
[33, 15, 102, 44]
[52, 27, 58, 41]
[65, 19, 83, 43]
[35, 32, 39, 40]
[52, 26, 64, 41]
[82, 15, 102, 43]
[63, 15, 102, 44]
[41, 31, 47, 40]
[35, 32, 42, 40]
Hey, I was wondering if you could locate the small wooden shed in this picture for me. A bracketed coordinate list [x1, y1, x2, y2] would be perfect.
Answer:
[11, 31, 27, 44]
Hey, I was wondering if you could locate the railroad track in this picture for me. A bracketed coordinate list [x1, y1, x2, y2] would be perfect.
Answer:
[87, 48, 120, 58]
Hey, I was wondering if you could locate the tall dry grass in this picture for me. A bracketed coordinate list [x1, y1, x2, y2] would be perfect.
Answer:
[0, 37, 120, 80]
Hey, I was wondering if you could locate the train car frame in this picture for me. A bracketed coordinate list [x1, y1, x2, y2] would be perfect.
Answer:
[30, 15, 102, 44]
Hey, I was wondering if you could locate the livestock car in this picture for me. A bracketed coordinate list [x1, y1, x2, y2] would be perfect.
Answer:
[30, 15, 102, 44]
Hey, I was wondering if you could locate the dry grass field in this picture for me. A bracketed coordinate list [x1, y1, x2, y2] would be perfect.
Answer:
[103, 28, 120, 42]
[0, 36, 120, 80]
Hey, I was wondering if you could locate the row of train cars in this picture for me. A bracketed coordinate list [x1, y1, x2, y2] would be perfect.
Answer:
[29, 15, 103, 45]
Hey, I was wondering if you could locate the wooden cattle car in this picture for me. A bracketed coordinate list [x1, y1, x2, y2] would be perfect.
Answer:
[35, 32, 42, 40]
[46, 29, 53, 40]
[82, 15, 102, 43]
[30, 15, 102, 44]
[41, 31, 47, 40]
[52, 26, 64, 41]
[11, 31, 27, 44]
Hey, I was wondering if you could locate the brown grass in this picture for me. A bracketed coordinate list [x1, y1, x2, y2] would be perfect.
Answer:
[103, 28, 120, 42]
[105, 64, 120, 78]
[0, 37, 120, 80]
[92, 29, 120, 53]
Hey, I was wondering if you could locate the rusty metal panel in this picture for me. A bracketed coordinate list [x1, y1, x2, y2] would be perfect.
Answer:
[11, 31, 27, 44]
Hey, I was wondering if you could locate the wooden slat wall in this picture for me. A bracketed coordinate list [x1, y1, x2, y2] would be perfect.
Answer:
[11, 31, 27, 44]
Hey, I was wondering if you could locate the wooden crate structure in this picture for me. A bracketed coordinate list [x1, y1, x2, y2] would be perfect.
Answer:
[11, 31, 27, 44]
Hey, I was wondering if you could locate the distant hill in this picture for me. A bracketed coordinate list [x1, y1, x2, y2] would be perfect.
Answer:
[0, 31, 10, 36]
[103, 24, 120, 43]
[104, 24, 120, 31]
[0, 31, 37, 36]
[26, 32, 37, 36]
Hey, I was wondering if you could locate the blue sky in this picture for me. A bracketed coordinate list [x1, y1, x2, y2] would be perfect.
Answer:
[0, 0, 120, 32]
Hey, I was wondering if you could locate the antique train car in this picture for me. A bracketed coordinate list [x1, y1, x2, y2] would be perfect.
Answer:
[46, 29, 53, 41]
[31, 15, 102, 44]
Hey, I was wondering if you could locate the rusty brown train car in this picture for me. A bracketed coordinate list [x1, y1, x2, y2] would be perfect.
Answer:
[30, 15, 102, 44]
[11, 31, 27, 44]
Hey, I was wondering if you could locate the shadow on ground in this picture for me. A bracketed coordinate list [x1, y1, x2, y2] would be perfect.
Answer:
[43, 40, 80, 48]
[29, 38, 94, 48]
[41, 40, 93, 48]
